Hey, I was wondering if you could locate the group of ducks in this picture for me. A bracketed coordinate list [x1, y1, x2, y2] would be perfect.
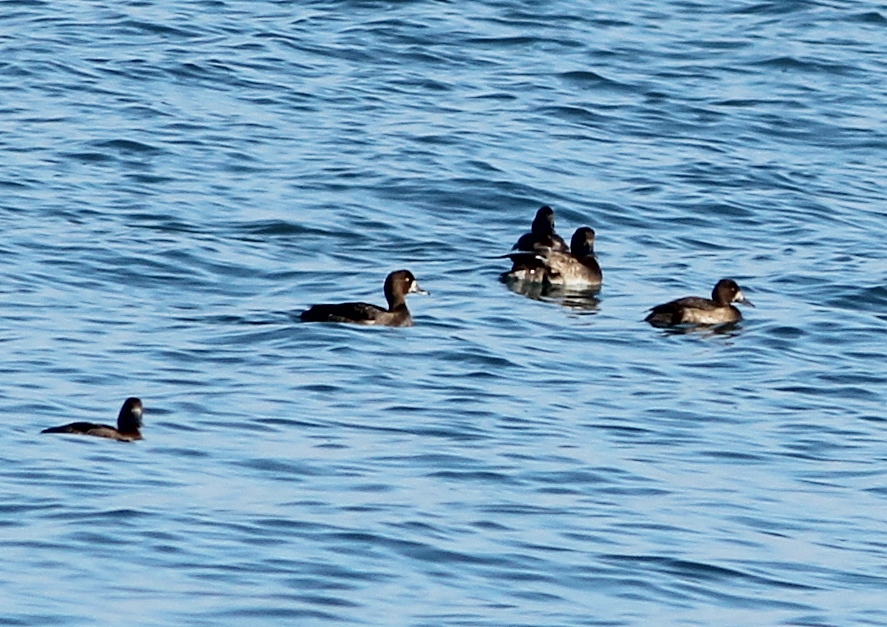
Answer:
[298, 204, 753, 329]
[40, 205, 754, 443]
[500, 205, 753, 328]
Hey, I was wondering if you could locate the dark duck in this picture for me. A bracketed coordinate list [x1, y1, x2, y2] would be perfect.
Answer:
[41, 397, 144, 442]
[645, 279, 753, 327]
[300, 269, 427, 327]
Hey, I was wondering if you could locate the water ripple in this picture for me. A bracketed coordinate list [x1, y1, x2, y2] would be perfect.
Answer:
[1, 0, 885, 624]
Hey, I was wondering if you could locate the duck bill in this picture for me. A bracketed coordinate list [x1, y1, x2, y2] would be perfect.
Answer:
[410, 282, 429, 296]
[737, 290, 754, 307]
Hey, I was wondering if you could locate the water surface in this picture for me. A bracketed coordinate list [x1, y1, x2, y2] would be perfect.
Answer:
[1, 1, 886, 625]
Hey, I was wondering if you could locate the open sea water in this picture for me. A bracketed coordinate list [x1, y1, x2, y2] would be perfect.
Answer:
[1, 0, 885, 625]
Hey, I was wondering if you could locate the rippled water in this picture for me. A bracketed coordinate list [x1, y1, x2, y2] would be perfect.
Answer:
[2, 1, 886, 625]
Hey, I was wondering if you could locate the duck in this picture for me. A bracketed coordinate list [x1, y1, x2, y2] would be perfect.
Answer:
[41, 397, 144, 441]
[513, 205, 568, 253]
[541, 227, 602, 289]
[502, 227, 602, 288]
[300, 269, 427, 327]
[645, 278, 753, 327]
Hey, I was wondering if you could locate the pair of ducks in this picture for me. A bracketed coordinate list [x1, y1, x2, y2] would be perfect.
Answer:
[41, 276, 426, 442]
[502, 205, 602, 289]
[300, 205, 752, 328]
[41, 277, 425, 442]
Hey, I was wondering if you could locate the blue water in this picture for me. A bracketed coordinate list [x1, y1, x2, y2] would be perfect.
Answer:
[2, 0, 886, 624]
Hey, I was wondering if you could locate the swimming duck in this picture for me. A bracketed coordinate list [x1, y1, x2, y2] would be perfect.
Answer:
[513, 205, 568, 253]
[502, 227, 602, 288]
[541, 227, 602, 288]
[41, 397, 144, 441]
[300, 269, 427, 327]
[645, 278, 753, 327]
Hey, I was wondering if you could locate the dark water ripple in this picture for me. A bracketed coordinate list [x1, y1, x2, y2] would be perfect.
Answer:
[1, 0, 886, 625]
